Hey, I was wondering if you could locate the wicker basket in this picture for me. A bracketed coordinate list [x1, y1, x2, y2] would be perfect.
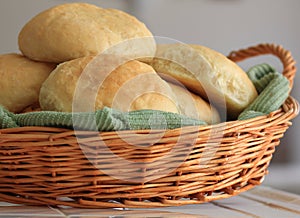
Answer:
[0, 43, 299, 208]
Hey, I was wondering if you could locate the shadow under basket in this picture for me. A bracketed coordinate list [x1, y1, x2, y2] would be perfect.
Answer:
[0, 43, 299, 208]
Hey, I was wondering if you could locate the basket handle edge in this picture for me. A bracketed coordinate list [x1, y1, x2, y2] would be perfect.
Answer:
[227, 43, 297, 90]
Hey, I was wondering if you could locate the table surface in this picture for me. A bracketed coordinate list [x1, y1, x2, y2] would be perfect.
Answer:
[0, 186, 300, 218]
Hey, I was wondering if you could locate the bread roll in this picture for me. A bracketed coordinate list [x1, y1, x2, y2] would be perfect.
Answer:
[168, 82, 220, 124]
[142, 44, 258, 119]
[39, 56, 179, 114]
[18, 3, 154, 63]
[0, 53, 56, 113]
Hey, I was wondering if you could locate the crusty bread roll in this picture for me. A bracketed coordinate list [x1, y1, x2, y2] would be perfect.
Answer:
[39, 56, 179, 114]
[142, 44, 258, 119]
[0, 53, 56, 113]
[168, 82, 220, 124]
[18, 3, 154, 63]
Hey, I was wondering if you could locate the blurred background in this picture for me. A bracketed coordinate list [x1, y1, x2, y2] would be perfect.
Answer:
[1, 0, 299, 194]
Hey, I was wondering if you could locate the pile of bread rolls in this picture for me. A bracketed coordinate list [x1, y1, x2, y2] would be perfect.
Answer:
[0, 3, 258, 124]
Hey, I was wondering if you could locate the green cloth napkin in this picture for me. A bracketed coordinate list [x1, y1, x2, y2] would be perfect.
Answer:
[0, 106, 206, 131]
[0, 107, 18, 129]
[0, 63, 290, 130]
[238, 63, 290, 120]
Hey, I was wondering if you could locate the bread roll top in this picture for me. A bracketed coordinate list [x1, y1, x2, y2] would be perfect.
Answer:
[18, 3, 154, 63]
[142, 44, 258, 119]
[39, 56, 179, 114]
[0, 53, 56, 113]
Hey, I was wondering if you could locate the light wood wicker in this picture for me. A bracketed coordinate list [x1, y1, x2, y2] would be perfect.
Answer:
[0, 43, 298, 208]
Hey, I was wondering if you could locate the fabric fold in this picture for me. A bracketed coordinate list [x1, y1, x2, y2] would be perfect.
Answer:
[238, 63, 290, 120]
[0, 106, 206, 131]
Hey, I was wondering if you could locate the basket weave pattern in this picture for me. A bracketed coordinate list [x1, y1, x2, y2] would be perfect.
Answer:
[0, 44, 299, 208]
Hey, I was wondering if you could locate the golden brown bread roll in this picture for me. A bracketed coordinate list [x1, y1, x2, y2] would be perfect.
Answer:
[39, 56, 179, 114]
[18, 3, 154, 63]
[142, 44, 258, 119]
[168, 83, 220, 124]
[0, 53, 56, 113]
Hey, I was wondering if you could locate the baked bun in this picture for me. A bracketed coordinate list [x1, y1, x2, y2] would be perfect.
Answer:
[0, 53, 56, 113]
[143, 44, 258, 119]
[39, 56, 179, 114]
[18, 3, 154, 63]
[168, 82, 220, 124]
